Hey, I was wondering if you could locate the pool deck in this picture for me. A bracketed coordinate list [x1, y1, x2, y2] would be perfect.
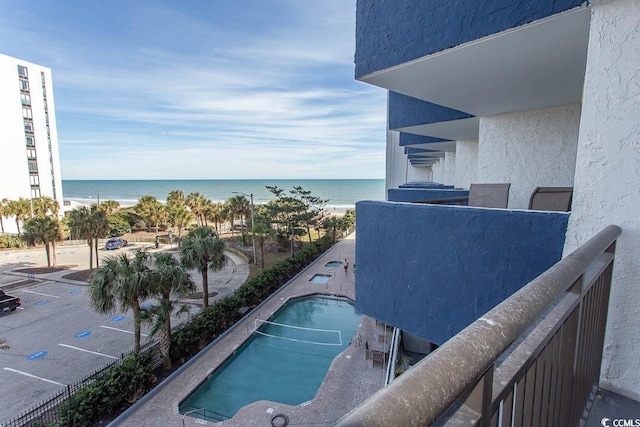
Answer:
[113, 233, 388, 426]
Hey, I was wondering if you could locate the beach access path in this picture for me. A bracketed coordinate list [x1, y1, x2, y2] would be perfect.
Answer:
[111, 233, 388, 427]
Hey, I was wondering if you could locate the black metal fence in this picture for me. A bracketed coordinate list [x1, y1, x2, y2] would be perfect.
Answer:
[2, 340, 160, 427]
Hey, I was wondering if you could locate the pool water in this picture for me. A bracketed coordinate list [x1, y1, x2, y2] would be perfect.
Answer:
[324, 261, 343, 269]
[309, 273, 332, 283]
[179, 296, 362, 422]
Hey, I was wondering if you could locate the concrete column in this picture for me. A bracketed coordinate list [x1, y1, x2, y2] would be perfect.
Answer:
[444, 152, 456, 186]
[455, 139, 478, 189]
[477, 104, 580, 209]
[564, 0, 640, 401]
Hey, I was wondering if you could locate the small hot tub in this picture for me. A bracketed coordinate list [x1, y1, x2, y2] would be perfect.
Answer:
[324, 261, 343, 269]
[309, 274, 332, 284]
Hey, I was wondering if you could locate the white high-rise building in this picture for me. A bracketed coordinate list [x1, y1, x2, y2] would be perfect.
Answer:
[0, 53, 63, 232]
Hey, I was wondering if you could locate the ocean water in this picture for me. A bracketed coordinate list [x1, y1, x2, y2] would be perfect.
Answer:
[62, 179, 385, 210]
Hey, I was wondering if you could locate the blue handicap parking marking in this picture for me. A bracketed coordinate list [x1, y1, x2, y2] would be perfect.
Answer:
[35, 300, 49, 306]
[111, 315, 126, 322]
[75, 331, 91, 339]
[69, 289, 82, 295]
[27, 351, 47, 360]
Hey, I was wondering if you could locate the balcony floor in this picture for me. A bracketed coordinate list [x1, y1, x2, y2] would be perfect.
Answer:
[585, 388, 640, 427]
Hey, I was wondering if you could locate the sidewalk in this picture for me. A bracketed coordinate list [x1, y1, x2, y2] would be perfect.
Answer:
[111, 233, 388, 427]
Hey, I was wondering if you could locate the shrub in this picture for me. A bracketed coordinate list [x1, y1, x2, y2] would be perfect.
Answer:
[58, 353, 154, 427]
[0, 234, 27, 249]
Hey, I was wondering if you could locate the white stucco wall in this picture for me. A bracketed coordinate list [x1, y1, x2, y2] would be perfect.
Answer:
[385, 130, 432, 194]
[455, 139, 478, 189]
[443, 152, 456, 186]
[477, 104, 581, 209]
[564, 0, 640, 401]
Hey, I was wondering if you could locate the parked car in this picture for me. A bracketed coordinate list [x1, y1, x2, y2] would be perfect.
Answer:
[0, 289, 20, 312]
[105, 237, 128, 250]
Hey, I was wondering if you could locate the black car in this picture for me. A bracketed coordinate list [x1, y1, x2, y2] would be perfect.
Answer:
[0, 289, 20, 312]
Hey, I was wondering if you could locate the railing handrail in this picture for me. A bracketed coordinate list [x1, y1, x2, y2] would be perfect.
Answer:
[337, 224, 621, 426]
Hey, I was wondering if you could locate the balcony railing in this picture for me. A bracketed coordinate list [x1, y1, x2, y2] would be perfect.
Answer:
[338, 225, 621, 426]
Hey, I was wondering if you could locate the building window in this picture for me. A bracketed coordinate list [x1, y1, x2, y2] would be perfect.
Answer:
[21, 93, 31, 106]
[31, 188, 41, 198]
[19, 80, 29, 92]
[30, 175, 40, 187]
[28, 159, 38, 173]
[22, 107, 32, 119]
[27, 148, 37, 159]
[25, 136, 35, 147]
[24, 121, 34, 133]
[18, 65, 28, 78]
[41, 71, 46, 84]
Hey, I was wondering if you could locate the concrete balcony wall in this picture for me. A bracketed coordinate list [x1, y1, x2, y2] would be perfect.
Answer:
[355, 0, 584, 78]
[387, 188, 468, 203]
[455, 139, 478, 189]
[355, 201, 569, 345]
[477, 104, 580, 209]
[565, 0, 640, 401]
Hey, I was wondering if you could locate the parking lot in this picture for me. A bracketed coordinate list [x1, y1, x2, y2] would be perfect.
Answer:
[0, 242, 247, 423]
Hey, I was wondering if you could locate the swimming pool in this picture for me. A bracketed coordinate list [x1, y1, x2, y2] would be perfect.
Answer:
[179, 295, 362, 422]
[309, 273, 332, 283]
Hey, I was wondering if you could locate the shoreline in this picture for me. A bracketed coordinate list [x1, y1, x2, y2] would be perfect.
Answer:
[64, 199, 353, 215]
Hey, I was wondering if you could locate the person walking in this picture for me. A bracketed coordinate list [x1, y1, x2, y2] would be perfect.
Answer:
[343, 258, 349, 274]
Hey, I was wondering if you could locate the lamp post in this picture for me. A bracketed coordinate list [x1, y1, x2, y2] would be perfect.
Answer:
[232, 191, 256, 265]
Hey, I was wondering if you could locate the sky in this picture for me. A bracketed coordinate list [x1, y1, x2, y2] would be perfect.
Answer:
[0, 0, 387, 180]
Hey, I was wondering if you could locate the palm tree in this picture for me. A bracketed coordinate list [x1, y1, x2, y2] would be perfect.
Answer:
[166, 190, 185, 210]
[23, 216, 64, 267]
[68, 206, 109, 270]
[99, 200, 120, 215]
[68, 206, 94, 268]
[32, 196, 59, 217]
[8, 198, 31, 235]
[179, 227, 226, 309]
[88, 250, 152, 353]
[252, 221, 273, 269]
[0, 198, 11, 235]
[141, 252, 195, 369]
[185, 192, 206, 226]
[89, 208, 110, 268]
[135, 195, 163, 232]
[205, 202, 224, 234]
[168, 205, 192, 246]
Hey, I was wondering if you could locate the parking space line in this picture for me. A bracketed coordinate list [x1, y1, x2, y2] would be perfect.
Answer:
[100, 325, 149, 337]
[3, 367, 65, 386]
[59, 344, 118, 360]
[22, 290, 61, 299]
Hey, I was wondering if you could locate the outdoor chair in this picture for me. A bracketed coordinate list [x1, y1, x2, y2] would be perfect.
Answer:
[528, 186, 573, 212]
[467, 183, 511, 208]
[420, 183, 511, 208]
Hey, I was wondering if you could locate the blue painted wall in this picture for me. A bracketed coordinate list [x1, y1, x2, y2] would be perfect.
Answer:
[399, 133, 449, 147]
[355, 0, 584, 78]
[355, 201, 569, 344]
[389, 92, 473, 130]
[388, 188, 466, 202]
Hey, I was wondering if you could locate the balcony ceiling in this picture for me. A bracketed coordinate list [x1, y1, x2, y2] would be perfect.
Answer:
[397, 117, 480, 141]
[360, 7, 590, 120]
[403, 141, 455, 153]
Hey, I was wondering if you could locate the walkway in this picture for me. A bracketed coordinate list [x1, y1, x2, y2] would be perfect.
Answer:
[111, 234, 388, 427]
